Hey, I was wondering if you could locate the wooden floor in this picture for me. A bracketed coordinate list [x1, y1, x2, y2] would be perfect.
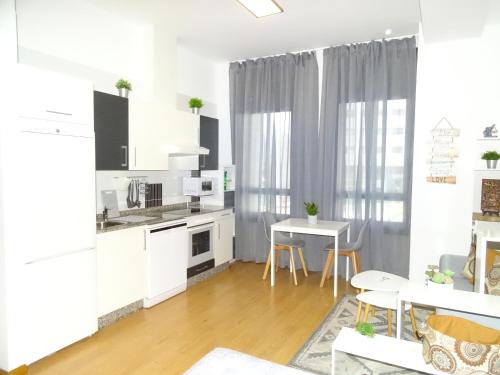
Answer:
[30, 262, 355, 375]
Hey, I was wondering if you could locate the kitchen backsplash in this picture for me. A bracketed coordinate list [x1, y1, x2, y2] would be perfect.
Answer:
[96, 170, 191, 213]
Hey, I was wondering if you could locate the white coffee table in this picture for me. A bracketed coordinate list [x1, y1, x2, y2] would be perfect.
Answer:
[351, 270, 410, 324]
[351, 270, 409, 292]
[356, 290, 416, 337]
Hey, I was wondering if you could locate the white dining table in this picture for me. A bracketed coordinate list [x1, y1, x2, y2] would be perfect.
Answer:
[270, 218, 350, 297]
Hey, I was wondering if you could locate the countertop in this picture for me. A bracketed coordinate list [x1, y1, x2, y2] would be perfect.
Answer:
[96, 205, 233, 234]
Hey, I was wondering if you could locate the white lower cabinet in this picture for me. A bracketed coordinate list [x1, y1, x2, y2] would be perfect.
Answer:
[97, 226, 145, 317]
[214, 212, 235, 266]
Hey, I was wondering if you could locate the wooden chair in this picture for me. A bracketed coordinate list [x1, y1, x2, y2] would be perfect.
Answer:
[261, 212, 308, 286]
[320, 220, 370, 287]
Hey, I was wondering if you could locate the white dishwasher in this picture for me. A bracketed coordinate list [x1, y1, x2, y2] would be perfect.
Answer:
[144, 220, 188, 308]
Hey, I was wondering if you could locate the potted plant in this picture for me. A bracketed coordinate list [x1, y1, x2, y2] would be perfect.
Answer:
[481, 151, 500, 169]
[425, 265, 454, 290]
[355, 322, 375, 338]
[304, 202, 318, 225]
[115, 79, 132, 98]
[188, 97, 204, 114]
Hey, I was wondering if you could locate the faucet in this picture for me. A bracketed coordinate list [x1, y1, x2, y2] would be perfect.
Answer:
[102, 207, 109, 222]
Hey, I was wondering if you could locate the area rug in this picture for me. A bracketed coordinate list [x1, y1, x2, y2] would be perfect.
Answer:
[288, 294, 431, 375]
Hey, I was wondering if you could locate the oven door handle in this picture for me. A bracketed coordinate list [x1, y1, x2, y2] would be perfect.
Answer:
[188, 222, 215, 231]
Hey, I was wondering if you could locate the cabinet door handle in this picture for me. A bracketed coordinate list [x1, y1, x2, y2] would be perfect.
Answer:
[200, 155, 206, 169]
[121, 146, 128, 167]
[134, 147, 137, 168]
[218, 223, 221, 239]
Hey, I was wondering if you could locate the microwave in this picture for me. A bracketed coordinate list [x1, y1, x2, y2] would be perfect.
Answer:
[183, 177, 216, 196]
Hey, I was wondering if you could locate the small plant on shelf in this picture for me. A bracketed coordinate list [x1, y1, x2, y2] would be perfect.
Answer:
[355, 322, 375, 338]
[481, 151, 500, 169]
[115, 79, 132, 98]
[188, 97, 204, 114]
[481, 151, 500, 160]
[115, 79, 132, 91]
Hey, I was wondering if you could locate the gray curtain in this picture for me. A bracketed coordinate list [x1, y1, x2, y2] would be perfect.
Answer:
[229, 52, 319, 266]
[319, 37, 417, 277]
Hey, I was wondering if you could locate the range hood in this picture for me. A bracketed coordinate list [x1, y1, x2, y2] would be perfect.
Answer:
[165, 144, 209, 156]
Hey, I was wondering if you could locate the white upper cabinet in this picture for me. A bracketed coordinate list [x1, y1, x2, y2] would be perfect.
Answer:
[129, 101, 199, 170]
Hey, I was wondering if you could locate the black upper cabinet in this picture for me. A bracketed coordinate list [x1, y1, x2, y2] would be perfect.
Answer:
[94, 91, 129, 170]
[199, 115, 219, 170]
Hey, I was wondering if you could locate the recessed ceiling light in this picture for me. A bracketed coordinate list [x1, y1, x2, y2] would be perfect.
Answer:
[237, 0, 283, 18]
[385, 28, 393, 36]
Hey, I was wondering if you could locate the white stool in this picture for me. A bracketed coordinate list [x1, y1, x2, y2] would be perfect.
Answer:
[356, 290, 417, 337]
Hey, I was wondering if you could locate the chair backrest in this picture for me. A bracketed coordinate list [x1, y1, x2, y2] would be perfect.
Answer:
[352, 220, 370, 250]
[262, 212, 277, 243]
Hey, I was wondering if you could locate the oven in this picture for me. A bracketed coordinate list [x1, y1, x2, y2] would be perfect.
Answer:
[187, 219, 215, 278]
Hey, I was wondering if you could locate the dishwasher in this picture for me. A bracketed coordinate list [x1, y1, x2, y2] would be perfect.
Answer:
[144, 220, 188, 308]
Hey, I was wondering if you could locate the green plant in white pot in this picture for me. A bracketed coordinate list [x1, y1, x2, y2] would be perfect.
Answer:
[189, 97, 203, 114]
[481, 151, 500, 169]
[425, 265, 454, 290]
[115, 79, 132, 98]
[304, 202, 318, 225]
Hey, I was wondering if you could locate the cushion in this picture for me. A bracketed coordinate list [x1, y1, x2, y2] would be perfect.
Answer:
[418, 314, 500, 374]
[461, 244, 476, 283]
[486, 262, 500, 296]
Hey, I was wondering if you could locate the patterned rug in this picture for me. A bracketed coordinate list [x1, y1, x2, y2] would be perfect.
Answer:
[289, 294, 431, 375]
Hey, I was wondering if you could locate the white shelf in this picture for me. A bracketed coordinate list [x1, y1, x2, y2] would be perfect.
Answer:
[474, 169, 500, 171]
[477, 137, 500, 141]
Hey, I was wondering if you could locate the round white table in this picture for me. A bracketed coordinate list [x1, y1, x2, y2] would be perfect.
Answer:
[351, 270, 409, 292]
[356, 290, 416, 337]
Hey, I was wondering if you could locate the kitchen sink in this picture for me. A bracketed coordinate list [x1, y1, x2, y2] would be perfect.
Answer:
[96, 221, 124, 230]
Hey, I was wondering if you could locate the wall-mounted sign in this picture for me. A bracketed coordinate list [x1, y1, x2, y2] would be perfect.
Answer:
[427, 118, 460, 184]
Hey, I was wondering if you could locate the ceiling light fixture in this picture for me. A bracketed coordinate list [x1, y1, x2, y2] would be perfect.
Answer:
[385, 28, 393, 36]
[236, 0, 283, 18]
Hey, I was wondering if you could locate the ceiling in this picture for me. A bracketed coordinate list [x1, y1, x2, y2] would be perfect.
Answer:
[92, 0, 421, 62]
[171, 0, 421, 61]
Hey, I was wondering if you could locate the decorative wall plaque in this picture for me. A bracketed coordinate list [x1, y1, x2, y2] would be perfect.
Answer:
[481, 179, 500, 216]
[426, 118, 460, 184]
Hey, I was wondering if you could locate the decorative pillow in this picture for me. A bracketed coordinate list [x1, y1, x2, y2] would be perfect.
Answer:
[486, 262, 500, 296]
[461, 244, 476, 283]
[418, 314, 500, 374]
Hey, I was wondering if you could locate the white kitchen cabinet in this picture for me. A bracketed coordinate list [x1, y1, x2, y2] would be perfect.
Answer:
[214, 212, 235, 267]
[97, 226, 145, 317]
[129, 101, 199, 170]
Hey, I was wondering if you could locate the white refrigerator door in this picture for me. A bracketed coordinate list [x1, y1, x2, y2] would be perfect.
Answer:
[24, 248, 97, 364]
[17, 130, 96, 263]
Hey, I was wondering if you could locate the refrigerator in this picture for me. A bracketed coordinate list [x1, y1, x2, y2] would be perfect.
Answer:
[1, 65, 97, 366]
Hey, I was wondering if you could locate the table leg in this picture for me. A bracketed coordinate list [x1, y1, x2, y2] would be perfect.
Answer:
[334, 235, 339, 297]
[396, 295, 402, 339]
[331, 344, 336, 375]
[346, 257, 350, 281]
[271, 228, 275, 287]
[345, 225, 351, 282]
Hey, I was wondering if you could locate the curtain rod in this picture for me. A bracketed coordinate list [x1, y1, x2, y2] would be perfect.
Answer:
[231, 33, 418, 63]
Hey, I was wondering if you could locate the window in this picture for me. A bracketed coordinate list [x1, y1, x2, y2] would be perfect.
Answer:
[246, 111, 292, 215]
[340, 99, 408, 224]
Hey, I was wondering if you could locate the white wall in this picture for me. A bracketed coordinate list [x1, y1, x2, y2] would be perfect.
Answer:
[176, 45, 218, 117]
[409, 24, 500, 281]
[0, 0, 18, 369]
